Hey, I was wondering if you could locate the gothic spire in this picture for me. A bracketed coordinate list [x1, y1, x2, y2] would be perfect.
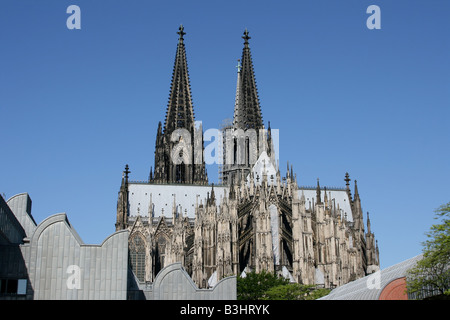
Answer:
[115, 164, 130, 231]
[316, 178, 322, 204]
[233, 59, 243, 127]
[152, 26, 207, 185]
[208, 183, 216, 206]
[354, 179, 360, 200]
[164, 24, 195, 134]
[233, 29, 263, 130]
[345, 172, 353, 202]
[344, 172, 350, 190]
[124, 164, 130, 184]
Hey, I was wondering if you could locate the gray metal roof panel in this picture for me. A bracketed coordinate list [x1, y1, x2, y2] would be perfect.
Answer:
[319, 254, 423, 300]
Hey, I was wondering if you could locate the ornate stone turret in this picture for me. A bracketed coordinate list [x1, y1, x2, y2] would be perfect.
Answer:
[316, 178, 322, 205]
[365, 211, 380, 273]
[115, 164, 130, 231]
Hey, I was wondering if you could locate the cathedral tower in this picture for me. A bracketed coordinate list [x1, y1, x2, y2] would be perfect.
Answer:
[221, 29, 274, 185]
[152, 25, 208, 185]
[232, 29, 263, 131]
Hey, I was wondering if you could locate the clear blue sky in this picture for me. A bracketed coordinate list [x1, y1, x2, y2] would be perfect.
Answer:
[1, 0, 449, 269]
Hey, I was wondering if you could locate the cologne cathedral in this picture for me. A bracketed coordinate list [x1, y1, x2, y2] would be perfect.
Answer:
[115, 26, 379, 289]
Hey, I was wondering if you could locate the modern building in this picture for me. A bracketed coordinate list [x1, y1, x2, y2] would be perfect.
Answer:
[0, 193, 31, 298]
[0, 193, 128, 300]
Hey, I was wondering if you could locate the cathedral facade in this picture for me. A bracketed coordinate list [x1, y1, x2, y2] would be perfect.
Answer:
[115, 26, 379, 289]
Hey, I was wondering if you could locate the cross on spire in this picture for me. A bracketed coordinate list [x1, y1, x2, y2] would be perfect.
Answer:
[177, 24, 186, 41]
[242, 28, 251, 45]
[124, 164, 130, 180]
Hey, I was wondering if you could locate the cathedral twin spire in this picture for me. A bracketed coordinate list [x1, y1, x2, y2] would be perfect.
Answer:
[165, 25, 262, 132]
[233, 29, 263, 131]
[164, 24, 195, 135]
[152, 25, 264, 185]
[151, 25, 207, 185]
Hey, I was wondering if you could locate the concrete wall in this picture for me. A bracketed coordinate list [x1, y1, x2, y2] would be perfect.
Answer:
[0, 195, 26, 245]
[24, 213, 129, 300]
[7, 193, 36, 238]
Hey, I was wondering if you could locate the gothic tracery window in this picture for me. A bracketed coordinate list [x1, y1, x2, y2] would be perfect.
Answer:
[129, 234, 146, 282]
[176, 162, 185, 183]
[155, 235, 168, 275]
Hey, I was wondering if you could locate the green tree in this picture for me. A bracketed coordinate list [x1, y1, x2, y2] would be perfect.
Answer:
[237, 270, 288, 300]
[262, 283, 308, 300]
[261, 283, 331, 300]
[237, 270, 331, 300]
[407, 201, 450, 299]
[307, 287, 332, 300]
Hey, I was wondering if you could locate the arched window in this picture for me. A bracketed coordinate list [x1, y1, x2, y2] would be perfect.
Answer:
[155, 235, 168, 275]
[246, 137, 250, 166]
[176, 161, 185, 183]
[129, 235, 146, 282]
[233, 137, 237, 165]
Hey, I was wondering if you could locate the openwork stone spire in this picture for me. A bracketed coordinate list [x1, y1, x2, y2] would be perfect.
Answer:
[152, 26, 207, 185]
[164, 24, 195, 135]
[233, 29, 263, 130]
[221, 29, 268, 186]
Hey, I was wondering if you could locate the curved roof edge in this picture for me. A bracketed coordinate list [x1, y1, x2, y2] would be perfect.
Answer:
[30, 212, 83, 244]
[6, 192, 27, 203]
[31, 212, 129, 248]
[84, 229, 129, 247]
[319, 254, 423, 300]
